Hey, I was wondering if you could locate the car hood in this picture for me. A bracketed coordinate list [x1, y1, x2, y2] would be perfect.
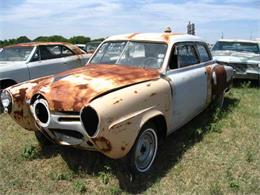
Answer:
[212, 50, 260, 64]
[11, 64, 160, 112]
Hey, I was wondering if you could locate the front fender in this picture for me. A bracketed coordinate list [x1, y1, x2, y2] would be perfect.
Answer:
[85, 78, 171, 159]
[6, 76, 53, 131]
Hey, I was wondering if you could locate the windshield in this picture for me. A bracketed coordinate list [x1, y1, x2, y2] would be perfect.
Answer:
[0, 46, 34, 61]
[90, 41, 168, 69]
[212, 41, 260, 54]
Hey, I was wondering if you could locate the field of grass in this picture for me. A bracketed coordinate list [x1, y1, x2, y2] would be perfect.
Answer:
[0, 84, 259, 194]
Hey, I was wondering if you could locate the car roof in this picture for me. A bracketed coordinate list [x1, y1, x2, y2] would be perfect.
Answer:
[4, 42, 85, 55]
[105, 33, 204, 44]
[216, 39, 259, 44]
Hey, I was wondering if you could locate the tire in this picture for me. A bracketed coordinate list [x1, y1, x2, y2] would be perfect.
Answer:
[34, 131, 53, 146]
[128, 122, 158, 173]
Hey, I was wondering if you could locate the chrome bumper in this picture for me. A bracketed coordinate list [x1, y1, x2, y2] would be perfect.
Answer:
[37, 112, 95, 150]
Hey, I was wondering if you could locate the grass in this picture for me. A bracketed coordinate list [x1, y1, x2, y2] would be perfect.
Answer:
[0, 84, 259, 194]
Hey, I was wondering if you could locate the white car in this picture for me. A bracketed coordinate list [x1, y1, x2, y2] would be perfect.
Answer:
[212, 39, 260, 80]
[0, 42, 89, 90]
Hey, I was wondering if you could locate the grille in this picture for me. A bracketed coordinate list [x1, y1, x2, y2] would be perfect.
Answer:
[230, 63, 247, 73]
[49, 129, 84, 139]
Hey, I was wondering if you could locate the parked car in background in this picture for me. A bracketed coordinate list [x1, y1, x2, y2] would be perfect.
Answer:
[84, 41, 101, 59]
[1, 32, 233, 173]
[0, 42, 89, 90]
[212, 39, 260, 81]
[75, 44, 87, 52]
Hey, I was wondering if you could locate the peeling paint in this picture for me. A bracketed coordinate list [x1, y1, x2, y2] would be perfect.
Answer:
[92, 136, 112, 152]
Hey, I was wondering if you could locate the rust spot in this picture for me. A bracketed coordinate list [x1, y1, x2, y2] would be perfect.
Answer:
[134, 90, 138, 94]
[92, 137, 112, 152]
[212, 65, 227, 97]
[13, 110, 24, 121]
[126, 121, 131, 125]
[147, 83, 151, 87]
[127, 33, 139, 39]
[161, 33, 171, 42]
[205, 66, 212, 75]
[150, 92, 156, 97]
[113, 98, 123, 105]
[121, 146, 125, 151]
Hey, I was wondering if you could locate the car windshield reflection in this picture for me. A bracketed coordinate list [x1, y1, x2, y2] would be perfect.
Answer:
[90, 41, 168, 69]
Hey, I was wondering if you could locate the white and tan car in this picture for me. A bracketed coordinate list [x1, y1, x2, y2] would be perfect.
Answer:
[1, 33, 233, 173]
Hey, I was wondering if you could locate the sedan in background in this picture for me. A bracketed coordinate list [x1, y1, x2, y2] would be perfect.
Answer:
[212, 39, 260, 81]
[0, 42, 89, 90]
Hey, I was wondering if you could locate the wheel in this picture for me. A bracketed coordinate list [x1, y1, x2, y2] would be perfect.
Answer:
[34, 131, 53, 146]
[128, 123, 158, 173]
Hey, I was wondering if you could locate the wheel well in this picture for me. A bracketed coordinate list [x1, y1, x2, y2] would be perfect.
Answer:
[0, 79, 17, 89]
[145, 115, 167, 141]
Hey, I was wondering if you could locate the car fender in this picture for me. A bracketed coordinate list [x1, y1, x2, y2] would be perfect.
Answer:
[84, 78, 172, 159]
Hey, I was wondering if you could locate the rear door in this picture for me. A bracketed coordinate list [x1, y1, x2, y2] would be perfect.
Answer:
[166, 42, 211, 132]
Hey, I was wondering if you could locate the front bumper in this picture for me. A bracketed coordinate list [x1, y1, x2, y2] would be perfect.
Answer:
[36, 111, 96, 150]
[234, 72, 259, 80]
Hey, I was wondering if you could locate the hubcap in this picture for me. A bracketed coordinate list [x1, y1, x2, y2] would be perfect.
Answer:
[134, 128, 158, 172]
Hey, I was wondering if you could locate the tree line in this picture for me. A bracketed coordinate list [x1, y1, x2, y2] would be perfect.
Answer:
[0, 35, 105, 47]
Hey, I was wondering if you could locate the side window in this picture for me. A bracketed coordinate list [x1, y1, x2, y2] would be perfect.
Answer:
[177, 44, 199, 67]
[197, 44, 211, 62]
[39, 45, 62, 60]
[62, 46, 74, 57]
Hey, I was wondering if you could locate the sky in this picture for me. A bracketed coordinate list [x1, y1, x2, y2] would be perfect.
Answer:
[0, 0, 259, 43]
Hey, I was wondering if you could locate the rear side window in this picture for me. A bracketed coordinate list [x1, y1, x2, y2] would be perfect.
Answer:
[62, 46, 74, 56]
[39, 45, 60, 60]
[39, 45, 74, 60]
[197, 44, 211, 62]
[177, 44, 199, 67]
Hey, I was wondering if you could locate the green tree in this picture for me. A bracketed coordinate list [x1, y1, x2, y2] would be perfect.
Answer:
[16, 36, 31, 43]
[69, 36, 91, 44]
[33, 35, 68, 42]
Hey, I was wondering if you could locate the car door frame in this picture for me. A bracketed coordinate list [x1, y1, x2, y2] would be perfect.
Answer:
[164, 41, 214, 134]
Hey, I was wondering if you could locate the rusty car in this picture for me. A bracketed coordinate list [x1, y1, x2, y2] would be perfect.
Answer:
[212, 39, 260, 81]
[1, 32, 233, 173]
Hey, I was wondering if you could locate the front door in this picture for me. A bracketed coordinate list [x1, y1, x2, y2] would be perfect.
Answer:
[166, 43, 210, 131]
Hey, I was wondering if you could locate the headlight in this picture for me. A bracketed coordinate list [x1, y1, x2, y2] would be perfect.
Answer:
[80, 106, 99, 137]
[0, 90, 12, 113]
